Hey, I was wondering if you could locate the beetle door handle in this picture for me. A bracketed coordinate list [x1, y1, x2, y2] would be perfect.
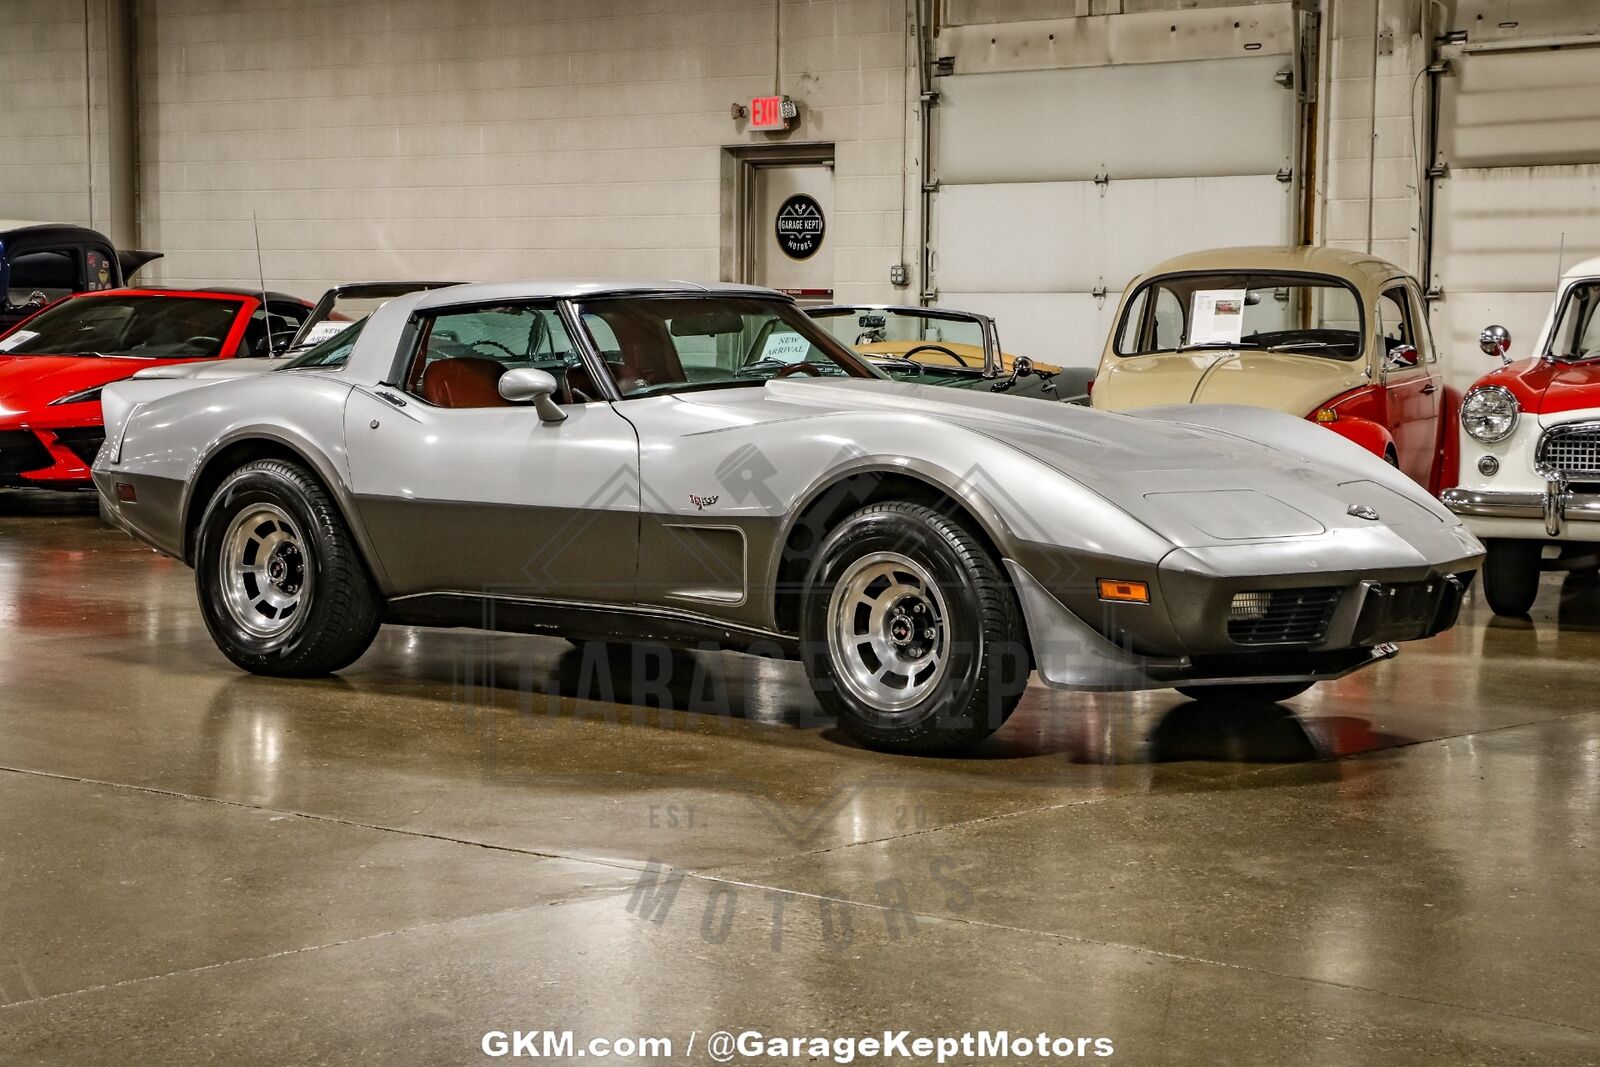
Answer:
[1421, 384, 1437, 395]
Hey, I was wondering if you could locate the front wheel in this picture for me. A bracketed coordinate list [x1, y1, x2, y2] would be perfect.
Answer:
[195, 459, 382, 675]
[1175, 682, 1313, 705]
[1482, 539, 1542, 617]
[800, 502, 1031, 754]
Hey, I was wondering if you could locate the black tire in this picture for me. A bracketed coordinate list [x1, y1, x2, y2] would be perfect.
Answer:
[1175, 682, 1313, 705]
[799, 502, 1031, 754]
[194, 459, 381, 675]
[1482, 538, 1542, 617]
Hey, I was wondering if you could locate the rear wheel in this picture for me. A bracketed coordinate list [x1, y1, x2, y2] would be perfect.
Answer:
[195, 459, 381, 675]
[1482, 538, 1542, 617]
[1175, 682, 1313, 705]
[799, 502, 1030, 754]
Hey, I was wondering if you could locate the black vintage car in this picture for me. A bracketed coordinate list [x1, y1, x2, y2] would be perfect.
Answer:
[0, 222, 161, 334]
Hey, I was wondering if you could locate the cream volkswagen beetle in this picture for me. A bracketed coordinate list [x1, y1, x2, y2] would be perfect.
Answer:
[1092, 246, 1459, 495]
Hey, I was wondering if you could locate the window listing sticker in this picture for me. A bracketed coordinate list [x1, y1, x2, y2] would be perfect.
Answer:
[0, 330, 38, 352]
[1189, 289, 1247, 346]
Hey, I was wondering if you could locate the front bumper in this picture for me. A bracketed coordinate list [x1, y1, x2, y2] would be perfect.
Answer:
[0, 426, 103, 489]
[1442, 478, 1600, 538]
[1006, 552, 1475, 693]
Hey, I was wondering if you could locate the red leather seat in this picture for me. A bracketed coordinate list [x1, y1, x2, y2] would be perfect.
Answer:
[419, 357, 511, 408]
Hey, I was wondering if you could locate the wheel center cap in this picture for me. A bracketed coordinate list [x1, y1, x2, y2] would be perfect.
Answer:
[889, 613, 914, 645]
[266, 545, 302, 593]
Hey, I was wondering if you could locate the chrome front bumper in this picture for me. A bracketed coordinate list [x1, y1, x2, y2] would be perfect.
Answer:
[1443, 475, 1600, 537]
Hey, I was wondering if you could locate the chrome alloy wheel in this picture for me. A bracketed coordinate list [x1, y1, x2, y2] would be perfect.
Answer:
[218, 503, 311, 638]
[826, 551, 951, 713]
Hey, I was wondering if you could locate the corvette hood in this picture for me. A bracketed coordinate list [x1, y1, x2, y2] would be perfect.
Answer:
[703, 379, 1456, 548]
[1094, 351, 1364, 417]
[0, 354, 176, 419]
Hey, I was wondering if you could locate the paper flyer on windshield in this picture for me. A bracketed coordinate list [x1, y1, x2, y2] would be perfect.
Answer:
[1190, 289, 1247, 346]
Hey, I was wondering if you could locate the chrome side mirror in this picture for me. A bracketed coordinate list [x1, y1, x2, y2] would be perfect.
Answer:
[498, 367, 567, 423]
[1479, 324, 1512, 364]
[1387, 344, 1419, 369]
[25, 290, 47, 309]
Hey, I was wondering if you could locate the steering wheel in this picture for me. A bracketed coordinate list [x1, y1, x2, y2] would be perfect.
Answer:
[468, 339, 519, 358]
[772, 361, 824, 378]
[903, 343, 973, 368]
[181, 335, 223, 352]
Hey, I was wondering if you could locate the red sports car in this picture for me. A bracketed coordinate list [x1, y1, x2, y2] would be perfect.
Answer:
[0, 287, 311, 489]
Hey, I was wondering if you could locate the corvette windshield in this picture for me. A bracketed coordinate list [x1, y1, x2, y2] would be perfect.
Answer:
[575, 296, 882, 398]
[1115, 272, 1364, 361]
[809, 307, 985, 351]
[0, 294, 243, 359]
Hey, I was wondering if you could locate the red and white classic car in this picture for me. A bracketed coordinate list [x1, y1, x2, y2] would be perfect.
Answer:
[1443, 256, 1600, 614]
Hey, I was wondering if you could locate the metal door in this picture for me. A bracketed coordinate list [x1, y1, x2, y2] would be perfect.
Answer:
[1428, 43, 1600, 388]
[747, 163, 834, 302]
[931, 41, 1301, 367]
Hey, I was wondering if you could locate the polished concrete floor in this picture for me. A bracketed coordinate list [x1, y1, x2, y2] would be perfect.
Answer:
[0, 493, 1597, 1065]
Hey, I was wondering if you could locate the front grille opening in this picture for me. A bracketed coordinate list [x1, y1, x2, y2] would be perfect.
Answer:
[1228, 587, 1341, 646]
[50, 427, 107, 466]
[1539, 425, 1600, 478]
[0, 430, 53, 477]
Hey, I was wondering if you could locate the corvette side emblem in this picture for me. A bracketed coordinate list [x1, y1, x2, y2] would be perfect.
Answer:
[690, 494, 719, 511]
[1347, 504, 1380, 521]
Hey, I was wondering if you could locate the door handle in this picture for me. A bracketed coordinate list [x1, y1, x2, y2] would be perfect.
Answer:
[1421, 384, 1437, 395]
[374, 389, 408, 407]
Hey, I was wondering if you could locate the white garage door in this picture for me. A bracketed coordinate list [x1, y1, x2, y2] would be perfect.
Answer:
[1429, 44, 1600, 388]
[931, 52, 1298, 367]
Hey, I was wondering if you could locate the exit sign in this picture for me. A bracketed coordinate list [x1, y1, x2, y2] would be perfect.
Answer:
[749, 95, 795, 132]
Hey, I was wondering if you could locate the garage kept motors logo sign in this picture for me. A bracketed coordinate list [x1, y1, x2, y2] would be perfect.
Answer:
[775, 194, 825, 260]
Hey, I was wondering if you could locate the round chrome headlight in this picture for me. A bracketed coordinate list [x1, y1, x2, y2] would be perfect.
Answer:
[1461, 385, 1519, 443]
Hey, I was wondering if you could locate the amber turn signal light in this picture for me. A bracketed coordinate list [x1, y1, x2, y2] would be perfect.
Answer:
[1097, 579, 1149, 604]
[1314, 408, 1339, 424]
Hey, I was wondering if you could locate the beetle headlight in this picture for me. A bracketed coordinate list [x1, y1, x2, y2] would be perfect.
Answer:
[48, 385, 105, 407]
[1461, 385, 1519, 443]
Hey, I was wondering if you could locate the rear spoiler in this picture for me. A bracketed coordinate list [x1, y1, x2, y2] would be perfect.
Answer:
[117, 249, 163, 280]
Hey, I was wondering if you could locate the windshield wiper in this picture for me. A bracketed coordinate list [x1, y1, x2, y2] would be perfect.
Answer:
[1263, 341, 1338, 352]
[1173, 340, 1264, 353]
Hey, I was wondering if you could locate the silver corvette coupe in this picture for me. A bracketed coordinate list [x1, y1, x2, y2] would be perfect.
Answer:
[93, 281, 1483, 754]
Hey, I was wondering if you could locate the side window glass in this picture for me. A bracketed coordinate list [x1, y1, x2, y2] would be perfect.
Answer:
[1153, 288, 1184, 350]
[404, 303, 583, 407]
[1115, 288, 1148, 353]
[1407, 284, 1437, 362]
[85, 248, 116, 290]
[1377, 288, 1412, 348]
[8, 249, 78, 305]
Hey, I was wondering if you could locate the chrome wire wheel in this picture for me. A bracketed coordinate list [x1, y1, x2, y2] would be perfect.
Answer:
[826, 551, 951, 714]
[218, 503, 311, 639]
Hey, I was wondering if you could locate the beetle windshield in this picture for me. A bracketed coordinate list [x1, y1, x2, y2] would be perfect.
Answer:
[575, 296, 883, 398]
[809, 307, 986, 350]
[1114, 272, 1364, 361]
[1549, 281, 1600, 360]
[0, 294, 244, 359]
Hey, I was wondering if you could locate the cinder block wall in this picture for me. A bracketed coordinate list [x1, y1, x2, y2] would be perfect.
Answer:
[3, 0, 918, 303]
[1317, 0, 1427, 272]
[0, 0, 109, 228]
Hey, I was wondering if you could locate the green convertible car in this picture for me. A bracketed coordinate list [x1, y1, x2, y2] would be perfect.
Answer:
[806, 304, 1092, 404]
